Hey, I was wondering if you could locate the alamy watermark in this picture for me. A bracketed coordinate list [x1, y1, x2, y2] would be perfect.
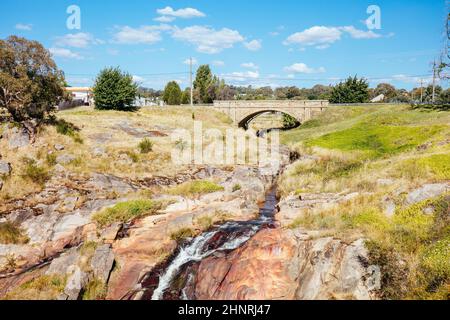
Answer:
[170, 121, 281, 171]
[66, 5, 81, 30]
[366, 5, 381, 30]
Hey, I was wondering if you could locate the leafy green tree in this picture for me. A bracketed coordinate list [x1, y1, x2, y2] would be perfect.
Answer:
[163, 81, 182, 105]
[439, 88, 450, 103]
[330, 76, 369, 103]
[374, 83, 396, 102]
[181, 88, 191, 104]
[193, 65, 214, 103]
[93, 67, 137, 110]
[0, 36, 66, 124]
[282, 113, 298, 128]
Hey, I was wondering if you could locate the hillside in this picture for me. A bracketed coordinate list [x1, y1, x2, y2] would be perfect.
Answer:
[279, 104, 450, 299]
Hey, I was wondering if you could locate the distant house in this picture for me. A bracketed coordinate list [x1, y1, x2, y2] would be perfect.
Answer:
[59, 87, 93, 110]
[371, 94, 385, 103]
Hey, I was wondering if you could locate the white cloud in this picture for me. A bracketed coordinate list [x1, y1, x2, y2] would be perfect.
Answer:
[244, 39, 262, 51]
[49, 47, 83, 60]
[156, 6, 205, 18]
[284, 63, 326, 74]
[132, 75, 145, 83]
[339, 26, 381, 39]
[223, 70, 260, 82]
[212, 60, 225, 66]
[171, 25, 244, 54]
[15, 23, 32, 31]
[284, 26, 341, 47]
[241, 62, 259, 69]
[153, 16, 175, 23]
[112, 25, 171, 44]
[284, 25, 382, 49]
[183, 58, 198, 65]
[55, 32, 102, 48]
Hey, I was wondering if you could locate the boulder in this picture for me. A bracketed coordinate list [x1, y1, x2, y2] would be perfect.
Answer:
[92, 146, 106, 157]
[0, 161, 12, 176]
[63, 267, 89, 300]
[5, 127, 30, 149]
[406, 183, 449, 205]
[45, 247, 80, 275]
[90, 244, 115, 283]
[54, 144, 65, 151]
[88, 173, 137, 194]
[56, 154, 76, 165]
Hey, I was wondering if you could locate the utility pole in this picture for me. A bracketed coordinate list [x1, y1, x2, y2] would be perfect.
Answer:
[431, 60, 437, 103]
[190, 57, 193, 107]
[420, 79, 424, 103]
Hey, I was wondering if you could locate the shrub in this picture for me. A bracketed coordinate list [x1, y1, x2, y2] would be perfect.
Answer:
[93, 67, 137, 111]
[138, 138, 153, 154]
[54, 119, 83, 143]
[170, 227, 197, 242]
[82, 278, 107, 300]
[329, 76, 369, 103]
[92, 199, 162, 227]
[46, 153, 57, 166]
[21, 157, 50, 185]
[0, 221, 29, 244]
[195, 216, 213, 230]
[4, 275, 66, 300]
[232, 184, 242, 192]
[168, 180, 224, 197]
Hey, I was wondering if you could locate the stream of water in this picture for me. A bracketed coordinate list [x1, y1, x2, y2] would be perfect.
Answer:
[137, 187, 279, 300]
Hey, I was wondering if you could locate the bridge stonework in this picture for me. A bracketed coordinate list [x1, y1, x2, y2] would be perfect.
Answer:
[213, 100, 329, 128]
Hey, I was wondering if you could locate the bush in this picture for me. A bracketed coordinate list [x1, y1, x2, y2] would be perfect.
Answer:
[170, 227, 197, 242]
[232, 184, 242, 192]
[138, 138, 153, 154]
[21, 157, 50, 185]
[82, 278, 107, 300]
[0, 221, 29, 244]
[54, 119, 83, 143]
[92, 199, 162, 227]
[167, 180, 224, 197]
[93, 67, 137, 111]
[163, 81, 182, 105]
[330, 76, 369, 103]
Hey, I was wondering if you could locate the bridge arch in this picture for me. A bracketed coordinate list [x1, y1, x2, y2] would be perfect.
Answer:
[213, 100, 329, 129]
[237, 109, 300, 130]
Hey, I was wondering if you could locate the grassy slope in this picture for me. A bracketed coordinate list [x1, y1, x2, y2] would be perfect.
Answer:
[280, 104, 450, 299]
[0, 106, 234, 202]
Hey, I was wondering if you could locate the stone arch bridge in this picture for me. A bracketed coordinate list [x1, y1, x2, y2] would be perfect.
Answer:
[213, 100, 329, 129]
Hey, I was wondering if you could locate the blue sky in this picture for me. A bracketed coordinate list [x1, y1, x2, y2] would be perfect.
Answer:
[1, 0, 447, 89]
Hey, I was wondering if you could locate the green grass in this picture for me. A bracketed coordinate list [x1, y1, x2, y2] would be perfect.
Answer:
[54, 119, 83, 144]
[0, 221, 29, 244]
[92, 199, 163, 227]
[167, 180, 224, 197]
[82, 278, 107, 300]
[138, 138, 153, 154]
[307, 123, 443, 159]
[20, 157, 50, 186]
[416, 154, 450, 180]
[4, 275, 66, 300]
